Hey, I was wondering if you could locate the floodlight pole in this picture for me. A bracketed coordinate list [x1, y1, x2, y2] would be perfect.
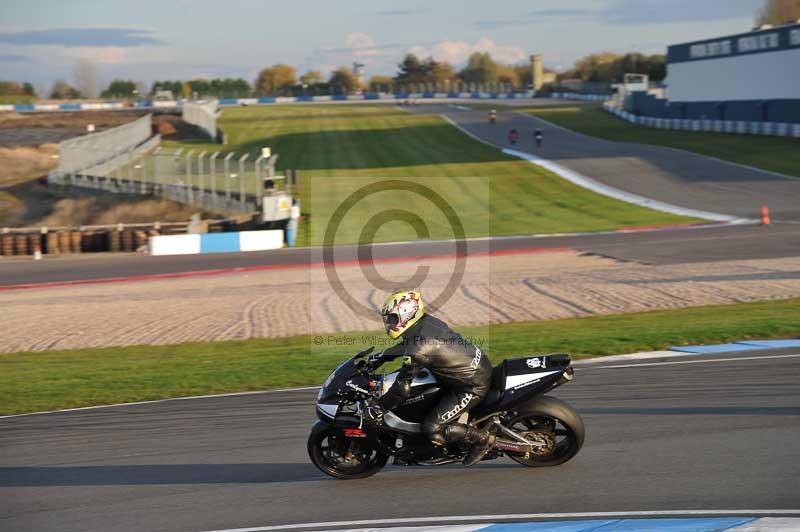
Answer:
[238, 153, 250, 210]
[209, 152, 219, 208]
[197, 150, 207, 205]
[224, 152, 235, 205]
[254, 155, 264, 206]
[185, 150, 196, 204]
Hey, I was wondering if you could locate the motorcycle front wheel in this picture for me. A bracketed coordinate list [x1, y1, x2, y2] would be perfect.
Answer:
[307, 421, 389, 480]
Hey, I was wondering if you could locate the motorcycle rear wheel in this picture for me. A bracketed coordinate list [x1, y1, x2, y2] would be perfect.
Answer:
[308, 422, 389, 480]
[506, 396, 585, 467]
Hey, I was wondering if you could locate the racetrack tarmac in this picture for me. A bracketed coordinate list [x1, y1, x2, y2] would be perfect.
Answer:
[415, 104, 800, 221]
[2, 223, 800, 287]
[2, 348, 798, 532]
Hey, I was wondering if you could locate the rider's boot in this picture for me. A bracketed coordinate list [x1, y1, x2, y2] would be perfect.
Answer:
[462, 426, 495, 466]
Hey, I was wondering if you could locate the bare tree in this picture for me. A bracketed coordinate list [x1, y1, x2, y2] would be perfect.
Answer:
[755, 0, 800, 25]
[73, 59, 98, 99]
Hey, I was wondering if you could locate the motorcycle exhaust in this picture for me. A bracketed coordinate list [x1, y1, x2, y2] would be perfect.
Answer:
[493, 439, 527, 453]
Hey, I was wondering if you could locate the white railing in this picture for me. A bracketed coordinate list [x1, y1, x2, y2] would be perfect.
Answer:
[603, 101, 800, 138]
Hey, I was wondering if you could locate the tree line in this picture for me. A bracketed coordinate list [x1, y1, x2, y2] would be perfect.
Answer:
[4, 0, 797, 102]
[0, 51, 672, 101]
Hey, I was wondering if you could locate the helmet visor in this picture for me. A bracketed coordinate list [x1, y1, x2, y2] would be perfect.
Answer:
[382, 312, 399, 333]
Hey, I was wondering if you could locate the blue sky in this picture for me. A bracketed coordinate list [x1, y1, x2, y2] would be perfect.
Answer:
[0, 0, 763, 92]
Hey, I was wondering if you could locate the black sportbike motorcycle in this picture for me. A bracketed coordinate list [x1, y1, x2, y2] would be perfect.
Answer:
[308, 347, 584, 479]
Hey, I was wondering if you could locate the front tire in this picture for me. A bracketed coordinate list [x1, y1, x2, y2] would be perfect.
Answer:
[307, 421, 389, 480]
[505, 396, 585, 467]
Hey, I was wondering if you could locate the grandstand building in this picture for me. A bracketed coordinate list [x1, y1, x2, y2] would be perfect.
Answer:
[628, 22, 800, 123]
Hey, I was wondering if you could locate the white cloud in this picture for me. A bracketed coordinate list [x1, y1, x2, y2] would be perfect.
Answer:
[344, 32, 383, 57]
[408, 38, 527, 66]
[305, 32, 394, 76]
[304, 35, 529, 78]
[74, 46, 128, 64]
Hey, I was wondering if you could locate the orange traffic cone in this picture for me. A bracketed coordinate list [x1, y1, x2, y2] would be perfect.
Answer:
[761, 205, 771, 225]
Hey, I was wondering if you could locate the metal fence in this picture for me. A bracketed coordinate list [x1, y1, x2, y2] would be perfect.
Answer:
[53, 114, 153, 176]
[603, 101, 800, 138]
[182, 100, 218, 140]
[49, 147, 288, 214]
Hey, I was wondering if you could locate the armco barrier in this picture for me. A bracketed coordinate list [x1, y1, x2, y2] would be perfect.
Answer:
[182, 100, 218, 140]
[603, 101, 800, 138]
[50, 114, 154, 180]
[0, 92, 540, 113]
[549, 92, 611, 101]
[149, 229, 283, 256]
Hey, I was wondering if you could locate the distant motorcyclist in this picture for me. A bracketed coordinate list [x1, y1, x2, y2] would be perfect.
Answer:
[489, 109, 497, 123]
[370, 290, 495, 466]
[534, 129, 544, 148]
[508, 128, 519, 145]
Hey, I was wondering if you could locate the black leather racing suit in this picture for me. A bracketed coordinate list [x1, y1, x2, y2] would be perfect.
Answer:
[378, 314, 493, 445]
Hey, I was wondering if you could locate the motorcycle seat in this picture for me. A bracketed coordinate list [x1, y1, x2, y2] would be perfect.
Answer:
[478, 361, 508, 409]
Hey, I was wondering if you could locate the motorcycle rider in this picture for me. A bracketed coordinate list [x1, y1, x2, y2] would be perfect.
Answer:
[508, 128, 519, 145]
[369, 289, 496, 466]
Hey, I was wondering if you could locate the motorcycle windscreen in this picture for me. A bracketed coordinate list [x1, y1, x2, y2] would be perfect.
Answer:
[317, 356, 359, 403]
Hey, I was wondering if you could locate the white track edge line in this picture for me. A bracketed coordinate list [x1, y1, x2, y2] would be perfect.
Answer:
[505, 148, 747, 223]
[518, 110, 800, 183]
[197, 510, 800, 532]
[4, 349, 793, 419]
[440, 114, 749, 223]
[0, 386, 320, 420]
[593, 352, 800, 369]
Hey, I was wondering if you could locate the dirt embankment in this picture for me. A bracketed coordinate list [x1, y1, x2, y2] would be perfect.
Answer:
[38, 196, 214, 227]
[0, 110, 147, 131]
[0, 110, 211, 227]
[0, 144, 59, 187]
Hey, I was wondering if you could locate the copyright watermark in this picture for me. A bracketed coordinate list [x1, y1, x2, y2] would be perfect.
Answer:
[312, 334, 487, 348]
[309, 176, 489, 332]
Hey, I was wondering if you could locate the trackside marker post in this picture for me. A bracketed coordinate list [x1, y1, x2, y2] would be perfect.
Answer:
[761, 205, 771, 225]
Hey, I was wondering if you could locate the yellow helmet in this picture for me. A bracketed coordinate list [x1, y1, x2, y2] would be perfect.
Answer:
[381, 290, 425, 339]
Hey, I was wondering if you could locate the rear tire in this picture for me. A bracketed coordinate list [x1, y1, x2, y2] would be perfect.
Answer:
[307, 421, 389, 480]
[505, 396, 584, 467]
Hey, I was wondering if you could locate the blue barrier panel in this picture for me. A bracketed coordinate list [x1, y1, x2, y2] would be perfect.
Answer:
[470, 92, 481, 99]
[218, 98, 239, 105]
[59, 103, 81, 110]
[489, 93, 500, 99]
[364, 93, 380, 100]
[483, 518, 754, 532]
[447, 92, 459, 98]
[670, 343, 759, 354]
[737, 339, 800, 349]
[506, 92, 516, 98]
[395, 93, 409, 99]
[257, 97, 275, 104]
[13, 104, 34, 111]
[421, 92, 435, 98]
[295, 95, 314, 102]
[332, 95, 348, 101]
[200, 233, 240, 254]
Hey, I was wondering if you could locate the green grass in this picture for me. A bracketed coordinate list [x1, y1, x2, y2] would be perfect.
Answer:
[163, 105, 695, 245]
[0, 95, 35, 105]
[2, 297, 798, 415]
[521, 103, 800, 177]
